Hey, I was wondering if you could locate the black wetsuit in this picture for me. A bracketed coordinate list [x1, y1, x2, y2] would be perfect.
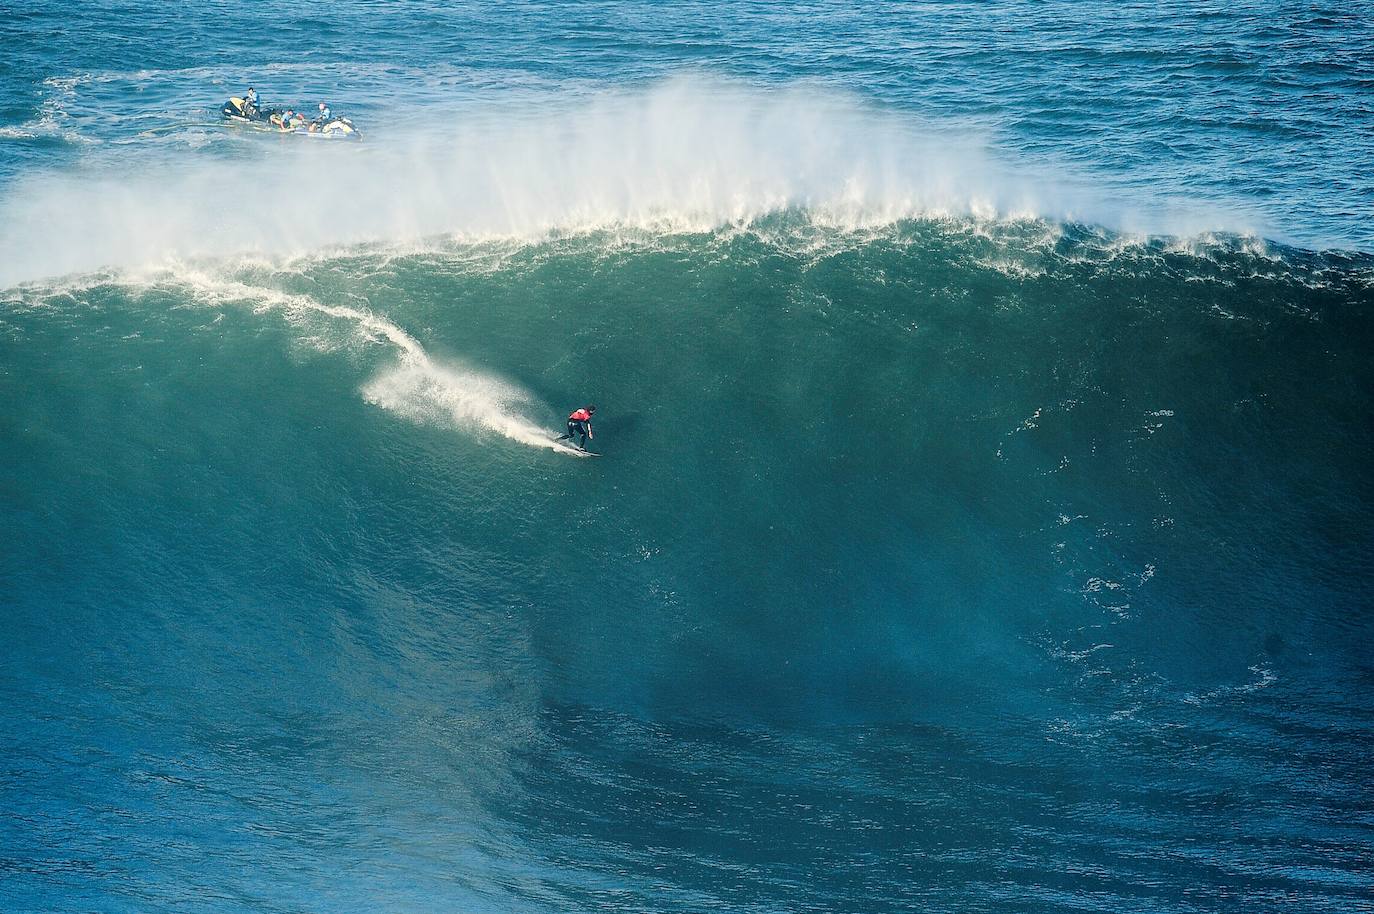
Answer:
[567, 418, 591, 448]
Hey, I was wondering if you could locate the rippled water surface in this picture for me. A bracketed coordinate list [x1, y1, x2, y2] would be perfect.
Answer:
[3, 3, 1372, 913]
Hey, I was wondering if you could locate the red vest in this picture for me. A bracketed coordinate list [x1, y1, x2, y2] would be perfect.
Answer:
[569, 409, 591, 421]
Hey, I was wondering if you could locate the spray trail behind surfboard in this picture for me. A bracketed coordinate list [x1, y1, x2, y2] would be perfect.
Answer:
[172, 272, 579, 455]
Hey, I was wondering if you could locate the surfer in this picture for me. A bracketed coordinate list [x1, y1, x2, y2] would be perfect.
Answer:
[560, 405, 596, 450]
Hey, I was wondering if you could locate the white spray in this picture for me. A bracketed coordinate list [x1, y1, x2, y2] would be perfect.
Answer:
[0, 75, 1252, 287]
[171, 273, 575, 454]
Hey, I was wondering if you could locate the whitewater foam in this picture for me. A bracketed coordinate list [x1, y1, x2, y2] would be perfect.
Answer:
[0, 76, 96, 146]
[0, 76, 1263, 287]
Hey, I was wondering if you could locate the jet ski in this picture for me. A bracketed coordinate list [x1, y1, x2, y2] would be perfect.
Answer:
[221, 97, 362, 140]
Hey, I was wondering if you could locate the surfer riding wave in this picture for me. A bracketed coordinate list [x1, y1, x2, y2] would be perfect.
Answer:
[559, 405, 596, 450]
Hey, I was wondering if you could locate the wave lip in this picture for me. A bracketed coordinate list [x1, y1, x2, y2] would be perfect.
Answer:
[0, 76, 1273, 288]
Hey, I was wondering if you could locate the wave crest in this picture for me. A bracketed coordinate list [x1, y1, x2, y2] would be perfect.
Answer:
[0, 76, 1262, 286]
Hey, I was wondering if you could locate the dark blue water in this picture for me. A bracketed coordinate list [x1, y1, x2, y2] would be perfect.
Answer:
[3, 3, 1373, 912]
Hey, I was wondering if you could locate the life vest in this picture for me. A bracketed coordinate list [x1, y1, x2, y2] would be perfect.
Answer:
[569, 408, 591, 422]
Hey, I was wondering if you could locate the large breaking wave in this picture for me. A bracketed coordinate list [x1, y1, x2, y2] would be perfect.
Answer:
[0, 76, 1270, 288]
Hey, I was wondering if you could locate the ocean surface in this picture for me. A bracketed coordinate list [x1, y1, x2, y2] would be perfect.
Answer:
[3, 2, 1373, 912]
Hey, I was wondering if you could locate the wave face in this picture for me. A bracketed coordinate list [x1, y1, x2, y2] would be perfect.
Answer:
[4, 225, 1373, 912]
[4, 2, 1374, 913]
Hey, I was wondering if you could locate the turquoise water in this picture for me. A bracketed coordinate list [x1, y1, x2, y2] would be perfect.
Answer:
[3, 3, 1373, 912]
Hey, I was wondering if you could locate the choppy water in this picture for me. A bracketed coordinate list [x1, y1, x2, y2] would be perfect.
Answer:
[3, 3, 1373, 913]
